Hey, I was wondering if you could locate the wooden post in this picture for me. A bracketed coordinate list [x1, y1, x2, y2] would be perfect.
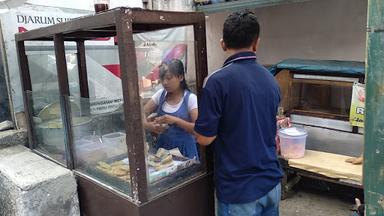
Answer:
[116, 10, 148, 202]
[54, 34, 75, 169]
[364, 1, 384, 215]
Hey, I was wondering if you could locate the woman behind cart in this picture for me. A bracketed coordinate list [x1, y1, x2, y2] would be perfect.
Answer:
[143, 59, 199, 159]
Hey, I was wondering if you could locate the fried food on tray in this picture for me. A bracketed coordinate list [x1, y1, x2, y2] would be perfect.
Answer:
[155, 148, 169, 159]
[96, 160, 130, 178]
[97, 161, 111, 169]
[147, 148, 174, 170]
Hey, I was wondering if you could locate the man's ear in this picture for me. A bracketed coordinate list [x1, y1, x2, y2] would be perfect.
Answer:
[220, 38, 227, 51]
[252, 38, 260, 52]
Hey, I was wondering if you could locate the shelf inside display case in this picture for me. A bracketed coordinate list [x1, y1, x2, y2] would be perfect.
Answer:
[86, 153, 201, 196]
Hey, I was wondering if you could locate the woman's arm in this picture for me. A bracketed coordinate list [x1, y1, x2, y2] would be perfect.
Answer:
[143, 99, 165, 134]
[144, 99, 157, 117]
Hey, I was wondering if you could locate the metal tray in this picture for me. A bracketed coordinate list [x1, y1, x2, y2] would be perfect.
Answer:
[84, 155, 201, 196]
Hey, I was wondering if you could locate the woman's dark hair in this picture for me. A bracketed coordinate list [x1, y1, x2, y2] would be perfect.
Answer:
[223, 10, 260, 49]
[159, 59, 189, 91]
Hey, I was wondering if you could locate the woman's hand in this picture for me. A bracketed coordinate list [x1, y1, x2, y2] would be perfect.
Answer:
[147, 113, 158, 122]
[147, 122, 167, 134]
[155, 114, 179, 125]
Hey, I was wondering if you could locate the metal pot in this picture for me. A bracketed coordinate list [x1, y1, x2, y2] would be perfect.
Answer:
[36, 117, 92, 152]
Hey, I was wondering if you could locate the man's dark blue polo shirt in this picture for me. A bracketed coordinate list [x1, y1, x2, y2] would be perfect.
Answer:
[195, 51, 283, 204]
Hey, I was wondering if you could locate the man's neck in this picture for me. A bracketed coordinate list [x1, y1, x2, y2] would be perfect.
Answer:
[225, 48, 255, 57]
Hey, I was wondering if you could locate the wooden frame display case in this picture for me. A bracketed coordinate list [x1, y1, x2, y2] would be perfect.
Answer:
[16, 8, 213, 216]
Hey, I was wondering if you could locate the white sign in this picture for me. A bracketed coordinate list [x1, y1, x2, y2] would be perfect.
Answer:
[90, 98, 123, 114]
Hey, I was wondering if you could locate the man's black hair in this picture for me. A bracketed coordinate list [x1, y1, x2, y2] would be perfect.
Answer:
[223, 10, 260, 49]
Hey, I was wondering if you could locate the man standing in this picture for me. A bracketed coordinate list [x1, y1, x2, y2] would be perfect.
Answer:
[194, 10, 283, 216]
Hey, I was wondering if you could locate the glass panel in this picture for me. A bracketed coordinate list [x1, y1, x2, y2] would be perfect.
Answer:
[83, 46, 122, 103]
[135, 26, 204, 198]
[26, 46, 80, 164]
[72, 45, 132, 197]
[70, 96, 131, 196]
[290, 79, 353, 118]
[26, 90, 66, 163]
[27, 45, 80, 98]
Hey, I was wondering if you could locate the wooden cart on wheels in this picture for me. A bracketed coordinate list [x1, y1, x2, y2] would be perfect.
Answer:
[271, 59, 365, 198]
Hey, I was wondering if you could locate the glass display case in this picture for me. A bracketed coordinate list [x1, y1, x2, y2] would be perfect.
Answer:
[16, 8, 213, 216]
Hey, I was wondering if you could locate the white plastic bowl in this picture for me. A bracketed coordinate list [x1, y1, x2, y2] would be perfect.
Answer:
[101, 132, 127, 158]
[75, 135, 106, 164]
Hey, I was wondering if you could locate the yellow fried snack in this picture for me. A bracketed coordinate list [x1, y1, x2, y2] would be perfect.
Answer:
[148, 155, 161, 163]
[157, 162, 173, 171]
[161, 155, 173, 165]
[147, 160, 161, 168]
[97, 161, 111, 169]
[96, 165, 109, 173]
[156, 148, 169, 159]
[110, 160, 124, 166]
[106, 170, 116, 176]
[115, 165, 130, 172]
[96, 160, 132, 179]
[119, 175, 131, 182]
[169, 148, 183, 157]
[111, 168, 127, 177]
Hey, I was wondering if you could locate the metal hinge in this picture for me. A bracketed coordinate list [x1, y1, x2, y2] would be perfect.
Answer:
[367, 25, 384, 32]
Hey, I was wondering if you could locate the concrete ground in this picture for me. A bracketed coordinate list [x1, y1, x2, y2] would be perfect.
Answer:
[280, 178, 363, 216]
[280, 188, 352, 216]
[214, 178, 362, 216]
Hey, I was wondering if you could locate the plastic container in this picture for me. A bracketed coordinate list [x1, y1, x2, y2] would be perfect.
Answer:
[101, 132, 127, 158]
[278, 127, 308, 159]
[75, 135, 106, 164]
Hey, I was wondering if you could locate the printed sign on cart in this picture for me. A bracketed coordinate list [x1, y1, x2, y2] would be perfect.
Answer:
[349, 82, 365, 128]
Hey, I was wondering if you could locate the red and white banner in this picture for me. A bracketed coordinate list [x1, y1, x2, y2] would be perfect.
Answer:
[0, 5, 189, 115]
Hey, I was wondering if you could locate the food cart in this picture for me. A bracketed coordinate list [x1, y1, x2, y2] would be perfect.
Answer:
[16, 8, 213, 216]
[272, 59, 365, 197]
